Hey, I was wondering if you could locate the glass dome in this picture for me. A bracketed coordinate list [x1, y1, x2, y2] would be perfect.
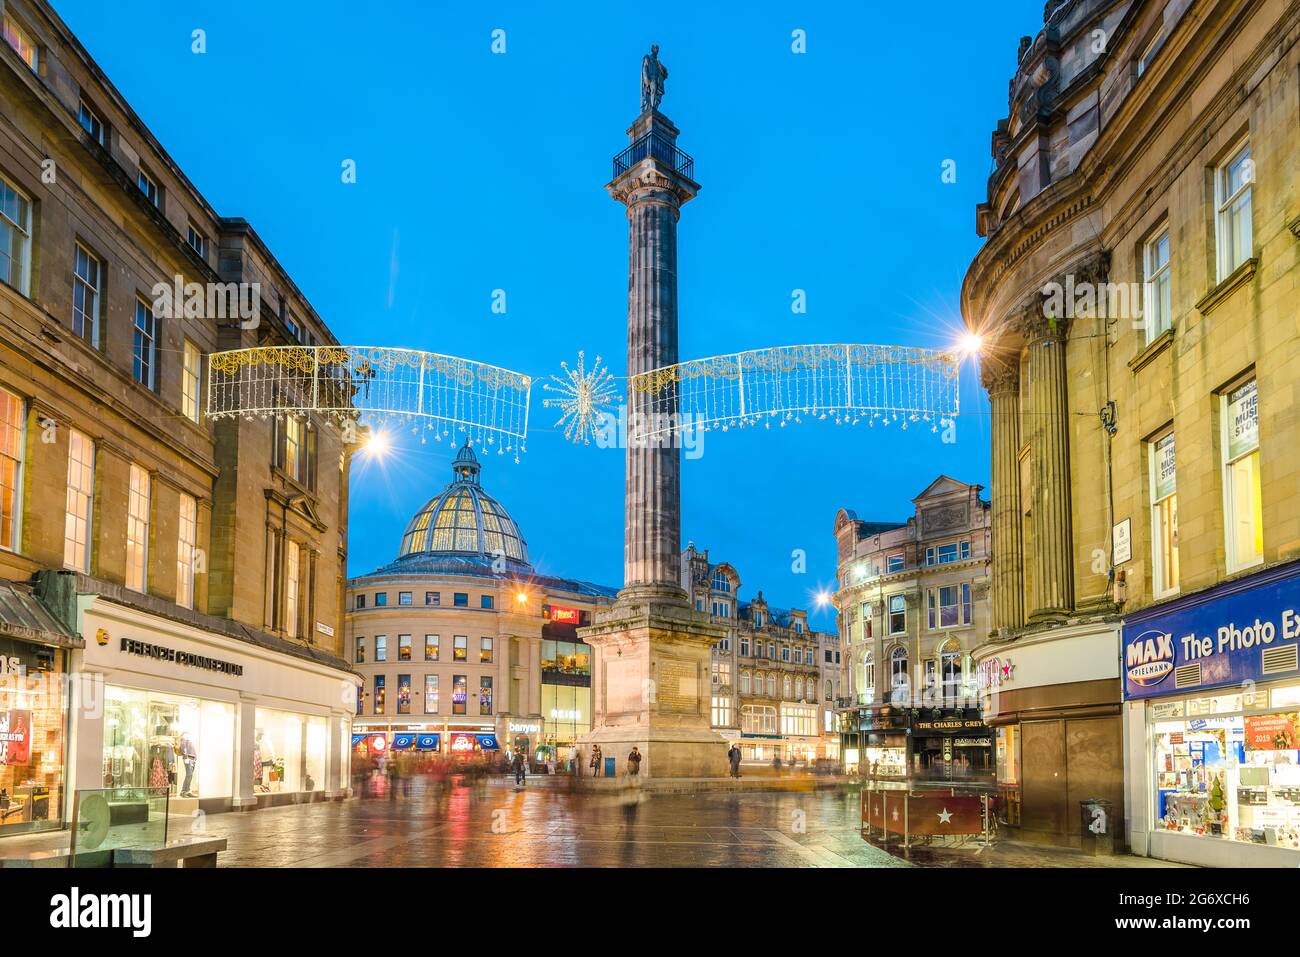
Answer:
[397, 443, 529, 565]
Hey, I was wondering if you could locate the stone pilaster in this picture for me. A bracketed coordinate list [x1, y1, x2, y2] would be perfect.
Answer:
[982, 358, 1024, 633]
[1021, 311, 1075, 622]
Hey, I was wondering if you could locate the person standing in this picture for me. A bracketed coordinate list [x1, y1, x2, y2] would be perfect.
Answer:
[626, 746, 642, 778]
[512, 749, 527, 787]
[727, 743, 742, 778]
[590, 744, 603, 778]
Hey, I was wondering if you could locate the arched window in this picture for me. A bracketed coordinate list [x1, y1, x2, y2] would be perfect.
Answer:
[782, 675, 793, 700]
[766, 674, 777, 697]
[890, 646, 910, 704]
[711, 570, 731, 593]
[824, 679, 832, 701]
[740, 671, 751, 695]
[861, 647, 875, 702]
[941, 640, 962, 700]
[806, 678, 816, 701]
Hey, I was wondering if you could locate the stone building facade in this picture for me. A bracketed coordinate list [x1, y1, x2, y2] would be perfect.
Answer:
[682, 544, 836, 766]
[0, 0, 357, 835]
[346, 444, 616, 770]
[963, 0, 1300, 859]
[831, 477, 992, 778]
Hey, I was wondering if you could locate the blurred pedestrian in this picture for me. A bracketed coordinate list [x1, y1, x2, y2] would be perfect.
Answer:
[626, 746, 642, 778]
[512, 748, 527, 787]
[727, 743, 741, 778]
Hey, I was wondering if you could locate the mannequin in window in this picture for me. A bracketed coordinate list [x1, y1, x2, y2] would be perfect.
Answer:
[147, 724, 176, 791]
[178, 731, 198, 798]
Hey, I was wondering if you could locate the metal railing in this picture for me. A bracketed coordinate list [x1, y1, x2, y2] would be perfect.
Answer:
[612, 131, 695, 180]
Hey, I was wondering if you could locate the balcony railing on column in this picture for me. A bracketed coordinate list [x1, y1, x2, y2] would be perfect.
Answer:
[612, 131, 695, 180]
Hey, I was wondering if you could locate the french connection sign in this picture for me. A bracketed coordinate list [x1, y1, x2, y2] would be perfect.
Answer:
[1122, 564, 1300, 701]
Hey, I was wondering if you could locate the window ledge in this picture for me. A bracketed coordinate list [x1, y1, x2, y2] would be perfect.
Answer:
[1128, 326, 1174, 373]
[1195, 257, 1258, 316]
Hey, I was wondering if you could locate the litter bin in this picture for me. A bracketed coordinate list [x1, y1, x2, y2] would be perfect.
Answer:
[1079, 798, 1114, 856]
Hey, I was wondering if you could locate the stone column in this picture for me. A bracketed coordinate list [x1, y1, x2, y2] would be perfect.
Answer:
[983, 359, 1024, 632]
[611, 111, 696, 602]
[1024, 314, 1074, 621]
[233, 697, 258, 810]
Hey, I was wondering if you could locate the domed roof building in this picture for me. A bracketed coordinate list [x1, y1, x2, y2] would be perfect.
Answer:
[346, 443, 616, 767]
[391, 443, 531, 573]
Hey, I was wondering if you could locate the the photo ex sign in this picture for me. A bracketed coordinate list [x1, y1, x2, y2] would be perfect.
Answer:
[1121, 563, 1300, 700]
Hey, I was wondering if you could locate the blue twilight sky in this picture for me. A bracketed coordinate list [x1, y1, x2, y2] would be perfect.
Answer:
[56, 0, 1046, 629]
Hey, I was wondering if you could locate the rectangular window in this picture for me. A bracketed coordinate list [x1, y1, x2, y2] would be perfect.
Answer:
[72, 243, 101, 346]
[176, 493, 197, 609]
[453, 635, 467, 661]
[886, 554, 904, 573]
[481, 637, 493, 663]
[397, 634, 412, 661]
[927, 585, 965, 629]
[2, 14, 38, 70]
[137, 168, 158, 205]
[374, 592, 387, 607]
[739, 638, 749, 657]
[1150, 431, 1180, 596]
[425, 591, 439, 606]
[424, 675, 439, 714]
[1144, 228, 1172, 341]
[397, 674, 411, 715]
[182, 341, 202, 422]
[373, 675, 385, 715]
[284, 415, 305, 482]
[888, 594, 906, 635]
[1222, 379, 1262, 571]
[398, 591, 413, 606]
[711, 696, 732, 728]
[355, 594, 366, 609]
[78, 101, 105, 146]
[132, 298, 158, 390]
[186, 222, 207, 258]
[63, 429, 94, 571]
[424, 635, 439, 661]
[0, 174, 32, 294]
[354, 637, 365, 664]
[781, 646, 790, 663]
[453, 592, 468, 607]
[767, 642, 775, 660]
[285, 541, 300, 638]
[375, 635, 387, 662]
[860, 602, 873, 641]
[1215, 142, 1253, 281]
[479, 677, 493, 715]
[125, 464, 150, 592]
[452, 675, 467, 715]
[480, 594, 493, 610]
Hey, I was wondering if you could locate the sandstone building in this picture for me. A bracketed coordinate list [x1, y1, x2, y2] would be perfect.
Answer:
[831, 477, 992, 779]
[0, 0, 357, 836]
[963, 0, 1300, 861]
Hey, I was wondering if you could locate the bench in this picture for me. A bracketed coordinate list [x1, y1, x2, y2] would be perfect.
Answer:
[111, 837, 227, 868]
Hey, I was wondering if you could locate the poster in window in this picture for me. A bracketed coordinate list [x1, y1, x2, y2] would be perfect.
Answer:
[1154, 433, 1177, 499]
[1226, 380, 1259, 459]
[1244, 713, 1299, 751]
[0, 709, 31, 765]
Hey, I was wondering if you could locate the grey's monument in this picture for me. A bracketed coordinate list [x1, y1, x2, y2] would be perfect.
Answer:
[578, 47, 730, 779]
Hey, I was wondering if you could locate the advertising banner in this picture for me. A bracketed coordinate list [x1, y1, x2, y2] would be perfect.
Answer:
[1244, 713, 1299, 751]
[1121, 565, 1300, 700]
[0, 708, 31, 765]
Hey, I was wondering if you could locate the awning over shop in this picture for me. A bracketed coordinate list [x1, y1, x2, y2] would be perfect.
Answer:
[476, 734, 499, 750]
[391, 733, 416, 751]
[415, 734, 440, 751]
[0, 578, 81, 650]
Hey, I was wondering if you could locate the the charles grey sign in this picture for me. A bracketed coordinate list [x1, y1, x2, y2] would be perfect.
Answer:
[118, 637, 244, 677]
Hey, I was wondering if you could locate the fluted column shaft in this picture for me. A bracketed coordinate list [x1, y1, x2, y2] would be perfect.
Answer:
[986, 368, 1024, 632]
[1026, 323, 1074, 620]
[623, 188, 682, 590]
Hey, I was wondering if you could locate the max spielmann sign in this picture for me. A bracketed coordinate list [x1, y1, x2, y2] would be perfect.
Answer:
[117, 637, 244, 677]
[1122, 566, 1300, 701]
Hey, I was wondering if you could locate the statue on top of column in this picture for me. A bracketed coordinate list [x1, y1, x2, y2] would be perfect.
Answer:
[641, 44, 667, 114]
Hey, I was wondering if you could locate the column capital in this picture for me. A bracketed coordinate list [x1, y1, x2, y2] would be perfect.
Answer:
[979, 358, 1021, 395]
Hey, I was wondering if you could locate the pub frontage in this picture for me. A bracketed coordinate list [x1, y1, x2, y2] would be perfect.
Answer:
[840, 703, 993, 783]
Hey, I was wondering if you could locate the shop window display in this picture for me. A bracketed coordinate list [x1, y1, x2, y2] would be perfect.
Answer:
[0, 642, 66, 835]
[102, 687, 233, 801]
[1151, 683, 1300, 850]
[253, 709, 326, 794]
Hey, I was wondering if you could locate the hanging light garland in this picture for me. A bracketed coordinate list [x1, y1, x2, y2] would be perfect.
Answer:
[206, 345, 531, 460]
[626, 343, 960, 442]
[542, 351, 618, 445]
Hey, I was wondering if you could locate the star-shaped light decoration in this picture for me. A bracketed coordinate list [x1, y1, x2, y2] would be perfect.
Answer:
[937, 807, 954, 825]
[543, 351, 618, 445]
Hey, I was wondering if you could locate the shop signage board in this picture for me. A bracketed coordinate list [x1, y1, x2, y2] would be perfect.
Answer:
[1113, 518, 1132, 565]
[1243, 713, 1299, 750]
[545, 605, 581, 625]
[1122, 565, 1300, 700]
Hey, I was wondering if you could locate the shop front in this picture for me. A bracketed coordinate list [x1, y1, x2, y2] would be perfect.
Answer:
[73, 596, 357, 813]
[0, 585, 79, 838]
[1123, 561, 1300, 867]
[540, 620, 591, 772]
[840, 705, 990, 781]
[975, 621, 1123, 848]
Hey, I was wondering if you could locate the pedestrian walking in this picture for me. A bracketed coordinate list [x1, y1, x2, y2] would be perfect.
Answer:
[590, 744, 603, 778]
[512, 748, 527, 787]
[727, 743, 742, 778]
[626, 746, 642, 777]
